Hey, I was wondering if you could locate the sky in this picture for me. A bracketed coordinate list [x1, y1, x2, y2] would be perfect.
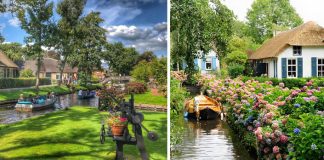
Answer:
[0, 0, 167, 56]
[221, 0, 324, 26]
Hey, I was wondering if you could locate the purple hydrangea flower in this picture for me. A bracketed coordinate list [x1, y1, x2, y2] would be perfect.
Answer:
[294, 104, 301, 108]
[294, 128, 300, 134]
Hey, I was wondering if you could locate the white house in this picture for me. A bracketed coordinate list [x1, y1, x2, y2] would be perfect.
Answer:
[184, 50, 220, 74]
[249, 21, 324, 79]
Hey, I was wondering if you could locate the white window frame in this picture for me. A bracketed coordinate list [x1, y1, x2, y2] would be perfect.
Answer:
[56, 73, 61, 80]
[293, 46, 302, 56]
[287, 58, 297, 78]
[205, 58, 212, 70]
[318, 58, 324, 77]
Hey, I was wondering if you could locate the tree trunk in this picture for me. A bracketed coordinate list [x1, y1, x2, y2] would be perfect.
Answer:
[35, 57, 41, 91]
[58, 59, 66, 86]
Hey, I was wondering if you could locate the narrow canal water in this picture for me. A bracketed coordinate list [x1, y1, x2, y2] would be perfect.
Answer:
[172, 117, 256, 160]
[0, 93, 98, 124]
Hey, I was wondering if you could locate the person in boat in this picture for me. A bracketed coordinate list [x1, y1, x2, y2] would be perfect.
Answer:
[26, 94, 33, 102]
[47, 92, 51, 99]
[18, 94, 24, 102]
[78, 90, 83, 96]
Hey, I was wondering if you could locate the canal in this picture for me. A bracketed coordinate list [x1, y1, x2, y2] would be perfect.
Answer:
[172, 117, 256, 160]
[0, 93, 98, 124]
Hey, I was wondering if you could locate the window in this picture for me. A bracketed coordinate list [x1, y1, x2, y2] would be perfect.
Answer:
[205, 58, 212, 70]
[318, 59, 324, 77]
[287, 59, 297, 78]
[46, 72, 51, 78]
[293, 46, 302, 56]
[56, 73, 60, 80]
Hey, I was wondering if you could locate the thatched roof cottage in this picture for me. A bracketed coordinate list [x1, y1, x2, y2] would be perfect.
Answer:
[0, 51, 19, 78]
[24, 58, 78, 81]
[249, 21, 324, 78]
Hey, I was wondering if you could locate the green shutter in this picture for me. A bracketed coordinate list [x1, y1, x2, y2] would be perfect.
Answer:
[311, 57, 317, 77]
[297, 58, 303, 78]
[281, 58, 287, 78]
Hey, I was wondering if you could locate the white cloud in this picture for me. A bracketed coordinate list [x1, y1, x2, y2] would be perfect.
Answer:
[8, 17, 20, 27]
[104, 22, 167, 53]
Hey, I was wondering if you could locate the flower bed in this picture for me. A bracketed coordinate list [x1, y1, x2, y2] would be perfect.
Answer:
[199, 76, 323, 159]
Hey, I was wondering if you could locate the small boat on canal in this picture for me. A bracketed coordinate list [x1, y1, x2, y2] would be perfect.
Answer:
[77, 90, 96, 99]
[15, 97, 57, 112]
[185, 95, 222, 120]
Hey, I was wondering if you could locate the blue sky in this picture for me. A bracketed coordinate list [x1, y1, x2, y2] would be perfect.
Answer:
[0, 0, 167, 56]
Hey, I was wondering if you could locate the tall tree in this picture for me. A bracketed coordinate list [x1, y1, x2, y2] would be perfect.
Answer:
[137, 51, 157, 63]
[55, 0, 86, 86]
[247, 0, 303, 43]
[16, 0, 54, 90]
[69, 12, 106, 85]
[171, 0, 234, 76]
[0, 42, 26, 65]
[104, 42, 139, 76]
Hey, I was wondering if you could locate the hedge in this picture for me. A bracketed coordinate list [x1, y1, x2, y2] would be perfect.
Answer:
[0, 78, 51, 89]
[240, 76, 324, 89]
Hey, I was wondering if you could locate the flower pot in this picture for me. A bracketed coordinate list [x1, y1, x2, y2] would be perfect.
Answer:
[111, 125, 125, 136]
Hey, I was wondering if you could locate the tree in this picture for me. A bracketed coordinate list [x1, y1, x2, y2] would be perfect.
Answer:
[0, 42, 25, 63]
[104, 42, 139, 75]
[171, 0, 234, 77]
[247, 0, 303, 43]
[137, 51, 157, 63]
[16, 0, 54, 90]
[69, 12, 106, 85]
[55, 0, 86, 86]
[225, 50, 248, 66]
[151, 57, 167, 86]
[131, 61, 152, 83]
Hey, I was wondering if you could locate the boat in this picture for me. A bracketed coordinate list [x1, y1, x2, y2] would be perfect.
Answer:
[15, 97, 57, 112]
[185, 95, 222, 120]
[77, 91, 96, 99]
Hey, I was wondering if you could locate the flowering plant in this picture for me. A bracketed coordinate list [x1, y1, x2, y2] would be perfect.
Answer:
[97, 87, 125, 111]
[198, 75, 324, 159]
[106, 112, 128, 126]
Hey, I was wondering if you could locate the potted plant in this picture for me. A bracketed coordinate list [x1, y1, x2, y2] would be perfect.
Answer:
[107, 112, 128, 136]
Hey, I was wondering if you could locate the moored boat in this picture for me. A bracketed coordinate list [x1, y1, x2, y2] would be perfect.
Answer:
[77, 91, 96, 99]
[15, 97, 57, 112]
[185, 95, 222, 120]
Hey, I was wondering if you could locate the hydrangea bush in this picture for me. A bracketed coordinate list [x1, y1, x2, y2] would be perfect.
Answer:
[199, 76, 324, 159]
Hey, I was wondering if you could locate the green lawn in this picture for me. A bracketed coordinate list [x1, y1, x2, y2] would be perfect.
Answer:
[0, 86, 71, 101]
[126, 91, 167, 106]
[0, 107, 167, 160]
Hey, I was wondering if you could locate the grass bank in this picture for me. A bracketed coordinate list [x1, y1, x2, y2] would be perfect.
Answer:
[126, 91, 167, 106]
[0, 106, 167, 159]
[0, 86, 71, 102]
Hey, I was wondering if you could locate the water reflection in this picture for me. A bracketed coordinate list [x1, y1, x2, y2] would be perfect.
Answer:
[173, 118, 255, 160]
[0, 93, 98, 124]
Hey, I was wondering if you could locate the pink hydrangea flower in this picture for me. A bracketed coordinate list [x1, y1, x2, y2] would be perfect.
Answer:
[273, 146, 280, 154]
[280, 134, 288, 144]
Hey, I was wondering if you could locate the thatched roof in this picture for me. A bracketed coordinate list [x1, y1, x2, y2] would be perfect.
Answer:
[24, 58, 78, 73]
[0, 51, 19, 68]
[249, 21, 324, 60]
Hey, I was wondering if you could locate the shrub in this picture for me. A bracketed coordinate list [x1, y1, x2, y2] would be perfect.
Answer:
[228, 64, 245, 78]
[125, 82, 147, 94]
[0, 78, 51, 89]
[97, 87, 125, 111]
[19, 69, 34, 78]
[171, 78, 189, 114]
